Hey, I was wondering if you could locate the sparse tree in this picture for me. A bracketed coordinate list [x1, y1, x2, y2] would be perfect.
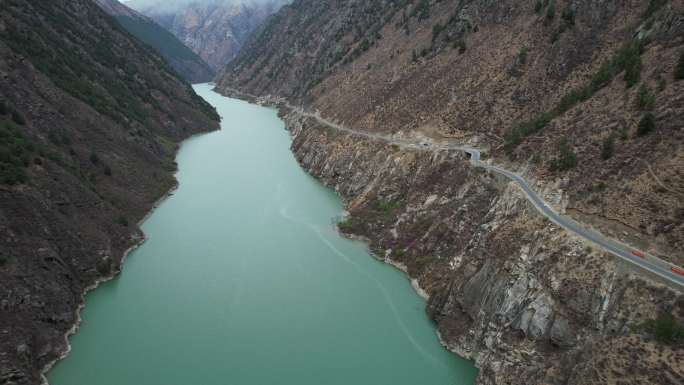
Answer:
[601, 134, 615, 160]
[637, 112, 656, 136]
[550, 137, 577, 171]
[675, 50, 684, 80]
[546, 0, 556, 21]
[636, 84, 655, 110]
[11, 110, 25, 126]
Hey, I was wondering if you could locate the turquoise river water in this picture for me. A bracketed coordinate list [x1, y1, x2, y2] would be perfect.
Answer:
[48, 84, 478, 385]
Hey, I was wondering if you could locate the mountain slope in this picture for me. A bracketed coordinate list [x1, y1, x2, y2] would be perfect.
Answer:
[218, 1, 684, 384]
[94, 0, 214, 83]
[127, 0, 289, 71]
[219, 0, 684, 263]
[0, 0, 219, 383]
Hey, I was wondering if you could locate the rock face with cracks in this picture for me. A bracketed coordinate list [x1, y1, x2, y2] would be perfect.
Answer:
[279, 108, 684, 385]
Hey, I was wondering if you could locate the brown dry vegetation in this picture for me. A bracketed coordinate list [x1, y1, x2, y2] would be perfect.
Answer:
[220, 0, 684, 264]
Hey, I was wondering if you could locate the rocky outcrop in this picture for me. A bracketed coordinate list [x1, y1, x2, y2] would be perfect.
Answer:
[128, 0, 289, 71]
[0, 0, 219, 383]
[94, 0, 215, 83]
[275, 107, 684, 385]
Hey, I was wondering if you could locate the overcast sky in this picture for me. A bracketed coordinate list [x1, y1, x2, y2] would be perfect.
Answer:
[120, 0, 290, 16]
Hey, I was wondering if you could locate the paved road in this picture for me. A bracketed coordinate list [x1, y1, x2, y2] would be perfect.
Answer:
[462, 149, 684, 289]
[226, 88, 684, 289]
[291, 106, 684, 289]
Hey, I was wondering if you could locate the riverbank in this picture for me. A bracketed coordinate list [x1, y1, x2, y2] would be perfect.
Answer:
[40, 190, 171, 385]
[40, 127, 214, 384]
[221, 88, 683, 385]
[47, 84, 477, 385]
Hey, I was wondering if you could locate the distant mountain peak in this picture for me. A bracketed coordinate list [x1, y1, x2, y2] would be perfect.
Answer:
[128, 0, 290, 71]
[94, 0, 215, 82]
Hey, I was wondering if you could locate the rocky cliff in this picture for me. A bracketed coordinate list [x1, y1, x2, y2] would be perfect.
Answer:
[274, 105, 683, 385]
[0, 0, 219, 383]
[94, 0, 215, 83]
[127, 0, 289, 71]
[218, 0, 684, 383]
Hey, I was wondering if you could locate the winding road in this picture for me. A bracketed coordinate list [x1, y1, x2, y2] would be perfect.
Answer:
[227, 88, 684, 290]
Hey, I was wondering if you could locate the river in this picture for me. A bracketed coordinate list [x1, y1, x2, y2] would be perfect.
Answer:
[48, 83, 477, 385]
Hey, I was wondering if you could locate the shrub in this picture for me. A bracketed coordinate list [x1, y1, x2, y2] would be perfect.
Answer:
[624, 54, 642, 87]
[534, 0, 544, 14]
[518, 46, 529, 64]
[618, 126, 628, 140]
[104, 165, 112, 176]
[0, 166, 28, 185]
[96, 257, 112, 276]
[0, 100, 7, 115]
[375, 199, 402, 214]
[413, 255, 434, 272]
[505, 39, 645, 152]
[359, 39, 370, 52]
[11, 110, 26, 126]
[0, 120, 33, 185]
[643, 314, 684, 345]
[616, 40, 644, 88]
[504, 112, 553, 151]
[643, 0, 668, 20]
[454, 39, 466, 54]
[601, 134, 616, 160]
[636, 84, 655, 110]
[545, 0, 556, 21]
[89, 151, 99, 164]
[416, 0, 430, 20]
[338, 218, 356, 232]
[555, 86, 591, 114]
[550, 138, 577, 171]
[561, 6, 575, 26]
[432, 23, 443, 42]
[637, 112, 656, 136]
[117, 215, 129, 227]
[675, 51, 684, 80]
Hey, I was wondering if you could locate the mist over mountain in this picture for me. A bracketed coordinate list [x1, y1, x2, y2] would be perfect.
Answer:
[125, 0, 284, 13]
[126, 0, 290, 70]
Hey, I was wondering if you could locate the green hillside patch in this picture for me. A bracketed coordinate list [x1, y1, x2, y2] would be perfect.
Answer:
[115, 16, 208, 64]
[0, 118, 34, 185]
[1, 0, 218, 127]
